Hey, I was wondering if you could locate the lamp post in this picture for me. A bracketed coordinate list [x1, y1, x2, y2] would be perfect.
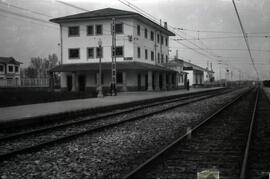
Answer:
[97, 39, 103, 98]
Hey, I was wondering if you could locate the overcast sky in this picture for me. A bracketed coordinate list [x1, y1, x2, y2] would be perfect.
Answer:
[0, 0, 269, 80]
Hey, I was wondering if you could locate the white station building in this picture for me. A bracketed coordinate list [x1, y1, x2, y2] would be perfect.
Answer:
[167, 58, 215, 87]
[50, 8, 179, 92]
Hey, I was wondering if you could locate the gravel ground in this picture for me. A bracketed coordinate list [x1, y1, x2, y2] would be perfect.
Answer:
[0, 89, 218, 137]
[0, 88, 247, 179]
[0, 92, 216, 154]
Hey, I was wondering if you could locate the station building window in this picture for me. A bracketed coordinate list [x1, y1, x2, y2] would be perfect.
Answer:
[15, 66, 19, 73]
[144, 28, 148, 39]
[113, 46, 124, 57]
[0, 65, 4, 73]
[145, 49, 148, 60]
[137, 47, 141, 58]
[166, 55, 168, 63]
[117, 72, 123, 84]
[161, 54, 164, 63]
[96, 47, 103, 58]
[137, 25, 140, 36]
[69, 48, 80, 59]
[68, 26, 80, 37]
[87, 48, 94, 58]
[95, 24, 103, 35]
[87, 25, 94, 35]
[165, 37, 168, 46]
[157, 53, 160, 63]
[157, 34, 160, 43]
[8, 65, 14, 73]
[150, 31, 154, 41]
[151, 51, 154, 61]
[115, 23, 123, 34]
[161, 35, 164, 45]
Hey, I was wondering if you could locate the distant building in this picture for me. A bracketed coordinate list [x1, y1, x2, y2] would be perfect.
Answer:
[0, 57, 22, 87]
[49, 8, 178, 92]
[167, 58, 215, 87]
[165, 59, 187, 88]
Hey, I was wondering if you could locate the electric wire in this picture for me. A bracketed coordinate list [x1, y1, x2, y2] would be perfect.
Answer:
[232, 0, 259, 80]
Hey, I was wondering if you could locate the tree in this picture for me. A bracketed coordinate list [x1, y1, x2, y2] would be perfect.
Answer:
[48, 54, 58, 69]
[30, 57, 43, 78]
[23, 67, 38, 78]
[23, 54, 59, 78]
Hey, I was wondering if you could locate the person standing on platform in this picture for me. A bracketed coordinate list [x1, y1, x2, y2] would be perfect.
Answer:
[186, 79, 190, 91]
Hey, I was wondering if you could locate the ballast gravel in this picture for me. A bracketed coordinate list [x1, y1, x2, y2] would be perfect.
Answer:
[0, 88, 247, 179]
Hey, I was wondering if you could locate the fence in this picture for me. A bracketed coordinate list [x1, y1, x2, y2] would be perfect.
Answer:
[0, 78, 49, 88]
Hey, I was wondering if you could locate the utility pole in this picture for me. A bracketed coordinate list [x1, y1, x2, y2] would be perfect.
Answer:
[218, 60, 222, 85]
[111, 18, 117, 96]
[97, 39, 103, 98]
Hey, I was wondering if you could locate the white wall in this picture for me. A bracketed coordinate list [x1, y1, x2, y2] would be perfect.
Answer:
[132, 19, 169, 65]
[61, 18, 134, 64]
[61, 18, 170, 66]
[186, 70, 194, 85]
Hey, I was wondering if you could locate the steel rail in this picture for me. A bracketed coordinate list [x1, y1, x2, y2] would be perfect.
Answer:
[240, 88, 259, 179]
[123, 88, 251, 179]
[0, 89, 232, 161]
[0, 89, 228, 142]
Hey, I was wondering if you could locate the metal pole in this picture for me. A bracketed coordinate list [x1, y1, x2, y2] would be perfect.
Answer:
[97, 39, 103, 98]
[111, 17, 117, 96]
[60, 24, 63, 65]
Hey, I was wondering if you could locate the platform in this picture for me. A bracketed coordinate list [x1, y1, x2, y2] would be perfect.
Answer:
[0, 87, 222, 127]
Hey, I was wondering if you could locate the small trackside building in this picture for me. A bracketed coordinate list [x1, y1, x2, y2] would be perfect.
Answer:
[183, 60, 215, 86]
[167, 58, 215, 87]
[0, 57, 22, 87]
[49, 8, 177, 92]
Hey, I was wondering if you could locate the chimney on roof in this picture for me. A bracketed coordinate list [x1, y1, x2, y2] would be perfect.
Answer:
[160, 19, 162, 26]
[210, 62, 213, 71]
[164, 22, 167, 29]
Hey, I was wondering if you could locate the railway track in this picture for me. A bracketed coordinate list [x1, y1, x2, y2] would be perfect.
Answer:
[0, 88, 225, 135]
[123, 88, 261, 179]
[0, 88, 234, 161]
[245, 89, 270, 179]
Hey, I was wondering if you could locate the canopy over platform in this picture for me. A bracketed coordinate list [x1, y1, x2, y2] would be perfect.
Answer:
[50, 61, 177, 73]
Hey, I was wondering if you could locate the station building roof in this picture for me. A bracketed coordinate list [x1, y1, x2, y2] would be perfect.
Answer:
[169, 58, 214, 73]
[50, 61, 177, 73]
[0, 57, 22, 65]
[50, 8, 175, 36]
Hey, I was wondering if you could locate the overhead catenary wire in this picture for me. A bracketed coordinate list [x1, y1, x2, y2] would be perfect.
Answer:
[55, 0, 89, 12]
[117, 0, 239, 79]
[0, 1, 52, 18]
[39, 0, 262, 80]
[0, 7, 57, 29]
[169, 47, 270, 52]
[173, 35, 270, 41]
[177, 27, 270, 35]
[232, 0, 259, 80]
[176, 27, 241, 34]
[58, 0, 225, 65]
[118, 0, 160, 24]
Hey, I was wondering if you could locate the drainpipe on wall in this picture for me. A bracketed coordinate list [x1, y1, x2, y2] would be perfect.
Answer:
[154, 31, 157, 65]
[60, 24, 63, 65]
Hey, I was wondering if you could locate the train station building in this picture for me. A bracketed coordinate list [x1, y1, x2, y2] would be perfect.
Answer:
[167, 58, 215, 87]
[50, 8, 178, 92]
